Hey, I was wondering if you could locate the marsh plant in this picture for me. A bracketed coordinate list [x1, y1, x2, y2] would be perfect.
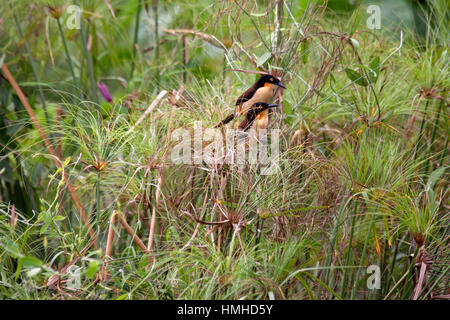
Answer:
[0, 0, 448, 300]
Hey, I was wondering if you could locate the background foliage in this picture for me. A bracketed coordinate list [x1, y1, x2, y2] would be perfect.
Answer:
[0, 0, 448, 299]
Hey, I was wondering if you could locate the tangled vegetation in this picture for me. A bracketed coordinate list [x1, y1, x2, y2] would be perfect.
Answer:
[0, 0, 448, 299]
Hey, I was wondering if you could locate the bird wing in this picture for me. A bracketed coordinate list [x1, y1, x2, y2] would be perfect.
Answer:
[235, 83, 258, 107]
[238, 111, 257, 132]
[215, 83, 257, 127]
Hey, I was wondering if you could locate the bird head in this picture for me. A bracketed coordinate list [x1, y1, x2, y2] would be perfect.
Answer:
[258, 74, 286, 89]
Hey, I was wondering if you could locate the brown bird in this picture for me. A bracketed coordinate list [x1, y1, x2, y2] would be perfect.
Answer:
[215, 74, 286, 131]
[238, 102, 279, 132]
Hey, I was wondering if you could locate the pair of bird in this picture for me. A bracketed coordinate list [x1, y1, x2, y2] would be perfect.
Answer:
[215, 74, 286, 132]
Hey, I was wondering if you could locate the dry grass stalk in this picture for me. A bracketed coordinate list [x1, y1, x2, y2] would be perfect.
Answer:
[126, 90, 167, 134]
[147, 168, 163, 259]
[105, 211, 118, 258]
[164, 28, 228, 50]
[101, 211, 118, 281]
[117, 213, 149, 253]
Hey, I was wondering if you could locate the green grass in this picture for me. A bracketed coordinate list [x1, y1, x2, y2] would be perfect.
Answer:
[0, 0, 448, 300]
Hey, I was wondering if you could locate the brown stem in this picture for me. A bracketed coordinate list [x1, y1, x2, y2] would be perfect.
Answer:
[147, 170, 163, 255]
[101, 211, 118, 281]
[105, 212, 118, 258]
[117, 213, 149, 253]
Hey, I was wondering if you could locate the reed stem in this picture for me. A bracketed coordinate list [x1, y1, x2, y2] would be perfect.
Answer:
[129, 0, 142, 80]
[12, 11, 51, 130]
[56, 17, 77, 88]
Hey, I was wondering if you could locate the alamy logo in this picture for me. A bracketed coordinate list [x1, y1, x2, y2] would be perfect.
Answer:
[170, 123, 280, 175]
[66, 265, 82, 290]
[66, 5, 81, 30]
[366, 5, 381, 30]
[366, 264, 381, 290]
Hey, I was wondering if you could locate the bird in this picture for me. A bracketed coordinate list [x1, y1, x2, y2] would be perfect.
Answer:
[202, 102, 279, 166]
[238, 102, 279, 132]
[215, 73, 286, 131]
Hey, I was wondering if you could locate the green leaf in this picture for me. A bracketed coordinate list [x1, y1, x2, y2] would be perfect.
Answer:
[5, 241, 21, 258]
[368, 56, 381, 83]
[283, 101, 294, 126]
[40, 221, 50, 234]
[329, 73, 336, 83]
[345, 68, 368, 86]
[425, 166, 447, 192]
[20, 256, 43, 268]
[301, 39, 309, 64]
[115, 293, 129, 300]
[348, 9, 361, 36]
[432, 46, 447, 65]
[86, 260, 99, 279]
[257, 52, 272, 67]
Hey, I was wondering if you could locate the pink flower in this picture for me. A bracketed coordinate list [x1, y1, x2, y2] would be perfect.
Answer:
[97, 81, 113, 103]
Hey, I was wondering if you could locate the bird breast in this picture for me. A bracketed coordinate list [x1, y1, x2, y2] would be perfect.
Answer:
[256, 109, 270, 129]
[239, 85, 275, 114]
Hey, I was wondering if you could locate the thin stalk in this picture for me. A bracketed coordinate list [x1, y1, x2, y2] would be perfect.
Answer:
[78, 44, 85, 95]
[153, 0, 160, 91]
[56, 17, 77, 87]
[55, 107, 64, 158]
[375, 237, 389, 300]
[129, 0, 142, 80]
[383, 233, 402, 297]
[102, 211, 117, 281]
[401, 250, 419, 299]
[350, 212, 376, 299]
[147, 170, 163, 259]
[118, 213, 148, 253]
[232, 0, 271, 52]
[96, 171, 101, 234]
[78, 15, 100, 112]
[340, 201, 357, 298]
[438, 102, 448, 168]
[423, 100, 443, 174]
[414, 100, 430, 161]
[183, 35, 188, 83]
[12, 11, 51, 129]
[105, 211, 117, 258]
[438, 134, 448, 168]
[322, 197, 347, 298]
[422, 263, 450, 300]
[383, 268, 411, 300]
[255, 218, 264, 247]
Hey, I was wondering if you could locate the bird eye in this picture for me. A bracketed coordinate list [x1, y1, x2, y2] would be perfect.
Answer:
[270, 78, 273, 82]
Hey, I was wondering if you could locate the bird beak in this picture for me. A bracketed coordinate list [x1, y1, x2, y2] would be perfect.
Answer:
[277, 83, 286, 89]
[267, 104, 279, 109]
